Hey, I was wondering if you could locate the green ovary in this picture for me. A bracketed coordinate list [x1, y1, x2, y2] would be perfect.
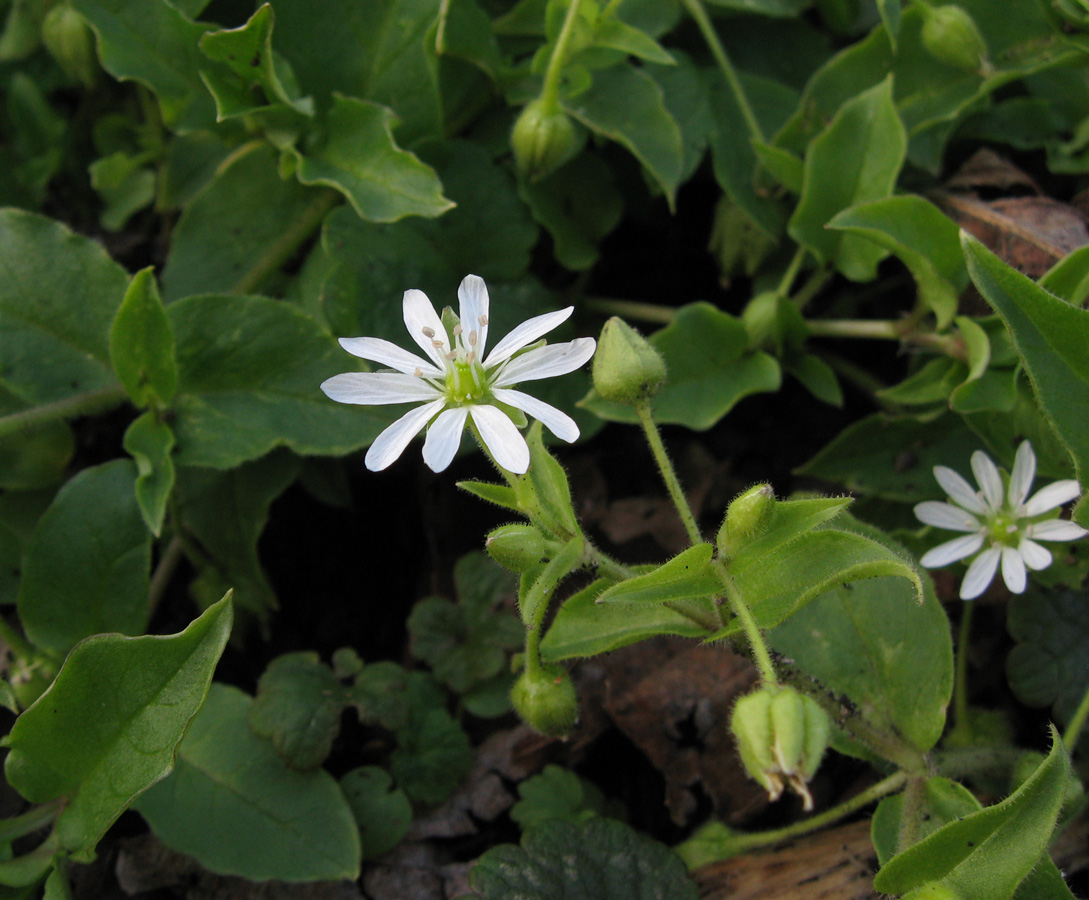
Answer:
[985, 513, 1020, 548]
[447, 360, 486, 403]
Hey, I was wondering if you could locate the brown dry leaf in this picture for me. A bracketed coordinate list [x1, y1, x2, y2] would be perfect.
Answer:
[943, 148, 1041, 195]
[577, 637, 766, 826]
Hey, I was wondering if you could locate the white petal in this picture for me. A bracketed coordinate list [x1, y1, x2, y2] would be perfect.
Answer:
[1000, 546, 1027, 593]
[933, 466, 988, 515]
[1023, 480, 1083, 517]
[403, 289, 449, 370]
[337, 337, 442, 377]
[492, 337, 597, 386]
[470, 405, 530, 474]
[484, 307, 574, 367]
[422, 406, 469, 473]
[1017, 538, 1053, 571]
[458, 275, 490, 355]
[321, 372, 442, 405]
[493, 388, 580, 443]
[1007, 440, 1036, 509]
[960, 547, 1001, 600]
[970, 450, 1003, 510]
[1025, 518, 1089, 542]
[914, 501, 982, 533]
[364, 399, 446, 471]
[920, 533, 984, 567]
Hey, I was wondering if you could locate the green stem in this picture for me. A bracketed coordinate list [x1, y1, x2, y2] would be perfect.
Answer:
[583, 541, 637, 581]
[1062, 675, 1089, 751]
[147, 534, 185, 617]
[540, 0, 584, 110]
[680, 0, 764, 144]
[791, 264, 831, 312]
[839, 711, 927, 773]
[952, 599, 974, 738]
[806, 319, 965, 358]
[634, 400, 701, 547]
[0, 385, 128, 439]
[776, 246, 808, 298]
[0, 800, 62, 842]
[0, 614, 37, 662]
[896, 774, 927, 852]
[676, 770, 908, 863]
[230, 188, 339, 295]
[712, 557, 778, 685]
[585, 297, 677, 325]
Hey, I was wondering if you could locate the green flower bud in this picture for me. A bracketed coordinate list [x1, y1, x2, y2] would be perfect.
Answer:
[730, 685, 831, 810]
[511, 99, 578, 183]
[717, 484, 775, 558]
[902, 885, 964, 900]
[591, 317, 667, 406]
[486, 523, 554, 573]
[920, 5, 989, 73]
[511, 663, 579, 738]
[42, 3, 98, 89]
[741, 292, 782, 353]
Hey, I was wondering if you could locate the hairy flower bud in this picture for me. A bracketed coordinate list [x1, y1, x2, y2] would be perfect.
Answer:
[511, 663, 578, 737]
[920, 5, 989, 73]
[486, 523, 554, 573]
[591, 317, 666, 406]
[511, 99, 578, 183]
[730, 685, 831, 810]
[741, 291, 783, 353]
[717, 484, 776, 558]
[42, 3, 98, 88]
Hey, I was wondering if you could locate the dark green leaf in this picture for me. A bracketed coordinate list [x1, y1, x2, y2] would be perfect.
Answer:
[596, 544, 719, 607]
[110, 267, 177, 406]
[5, 596, 232, 857]
[350, 660, 410, 731]
[123, 411, 176, 537]
[510, 764, 611, 830]
[391, 706, 472, 806]
[18, 460, 151, 657]
[871, 777, 981, 865]
[467, 817, 697, 900]
[340, 766, 412, 860]
[135, 683, 361, 881]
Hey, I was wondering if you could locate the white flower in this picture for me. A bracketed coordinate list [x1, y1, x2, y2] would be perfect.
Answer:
[914, 441, 1087, 600]
[321, 275, 596, 475]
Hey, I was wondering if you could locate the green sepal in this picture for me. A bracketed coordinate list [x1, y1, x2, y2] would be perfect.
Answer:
[594, 543, 719, 608]
[518, 535, 584, 628]
[513, 422, 580, 539]
[457, 480, 521, 512]
[109, 267, 177, 408]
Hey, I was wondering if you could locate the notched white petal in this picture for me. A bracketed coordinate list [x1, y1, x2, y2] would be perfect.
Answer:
[960, 547, 1000, 600]
[470, 404, 530, 474]
[970, 451, 1003, 510]
[1023, 480, 1083, 517]
[493, 337, 597, 386]
[1017, 538, 1053, 571]
[365, 399, 446, 471]
[422, 407, 469, 473]
[914, 501, 981, 533]
[493, 388, 579, 443]
[337, 337, 443, 377]
[403, 288, 448, 370]
[933, 466, 987, 515]
[920, 533, 984, 568]
[484, 307, 574, 368]
[321, 372, 442, 405]
[457, 275, 490, 353]
[1000, 546, 1027, 594]
[1026, 518, 1089, 542]
[1007, 440, 1036, 509]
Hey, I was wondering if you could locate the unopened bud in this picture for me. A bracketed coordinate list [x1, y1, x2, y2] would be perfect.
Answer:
[741, 292, 782, 353]
[920, 5, 989, 73]
[511, 99, 578, 183]
[486, 524, 554, 573]
[902, 886, 964, 900]
[511, 663, 578, 738]
[42, 4, 98, 88]
[591, 317, 666, 406]
[717, 484, 775, 558]
[731, 685, 830, 810]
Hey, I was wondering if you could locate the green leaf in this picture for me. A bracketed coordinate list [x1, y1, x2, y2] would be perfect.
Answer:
[1006, 586, 1089, 727]
[168, 293, 388, 468]
[5, 596, 232, 857]
[1039, 244, 1089, 307]
[288, 94, 453, 222]
[391, 706, 472, 806]
[457, 480, 521, 512]
[510, 764, 611, 830]
[18, 460, 151, 657]
[174, 451, 299, 627]
[162, 144, 332, 300]
[797, 412, 980, 502]
[122, 411, 176, 537]
[466, 817, 697, 900]
[249, 652, 347, 770]
[828, 195, 967, 328]
[71, 0, 217, 132]
[962, 231, 1089, 526]
[871, 777, 981, 865]
[350, 660, 410, 731]
[770, 563, 952, 752]
[88, 152, 157, 232]
[110, 267, 177, 406]
[135, 683, 361, 881]
[0, 394, 73, 490]
[581, 303, 781, 430]
[564, 64, 684, 209]
[591, 17, 674, 65]
[705, 0, 809, 14]
[873, 729, 1070, 900]
[198, 4, 314, 119]
[340, 767, 412, 861]
[0, 209, 127, 407]
[728, 495, 852, 563]
[596, 544, 719, 607]
[789, 77, 906, 281]
[541, 575, 708, 662]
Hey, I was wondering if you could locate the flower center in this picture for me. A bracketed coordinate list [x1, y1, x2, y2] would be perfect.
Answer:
[985, 511, 1020, 548]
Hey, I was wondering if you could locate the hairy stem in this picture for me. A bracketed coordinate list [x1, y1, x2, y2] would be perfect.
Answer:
[634, 400, 702, 546]
[540, 0, 584, 111]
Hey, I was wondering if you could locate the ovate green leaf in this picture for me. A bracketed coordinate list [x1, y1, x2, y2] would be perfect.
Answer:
[340, 766, 412, 861]
[110, 267, 177, 406]
[123, 411, 176, 537]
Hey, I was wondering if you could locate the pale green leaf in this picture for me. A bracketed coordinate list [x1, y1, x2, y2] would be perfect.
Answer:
[123, 412, 175, 537]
